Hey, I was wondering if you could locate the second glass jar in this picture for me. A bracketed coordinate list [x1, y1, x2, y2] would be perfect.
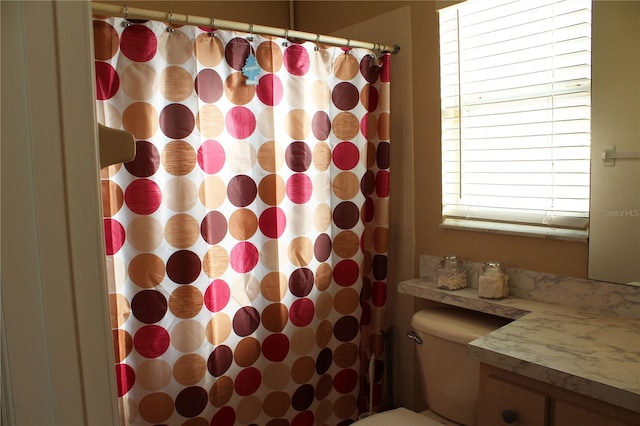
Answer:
[436, 255, 468, 290]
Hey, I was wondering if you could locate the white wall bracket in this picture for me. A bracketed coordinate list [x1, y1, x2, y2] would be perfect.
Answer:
[601, 144, 640, 166]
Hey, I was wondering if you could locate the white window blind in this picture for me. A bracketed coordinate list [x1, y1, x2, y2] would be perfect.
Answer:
[439, 0, 591, 239]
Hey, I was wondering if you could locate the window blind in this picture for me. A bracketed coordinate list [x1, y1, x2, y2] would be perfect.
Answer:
[439, 0, 591, 239]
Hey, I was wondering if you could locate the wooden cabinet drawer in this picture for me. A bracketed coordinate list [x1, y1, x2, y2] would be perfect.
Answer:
[552, 400, 636, 426]
[478, 376, 548, 426]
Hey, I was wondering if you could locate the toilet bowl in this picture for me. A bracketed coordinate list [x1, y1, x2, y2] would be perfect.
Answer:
[352, 306, 510, 426]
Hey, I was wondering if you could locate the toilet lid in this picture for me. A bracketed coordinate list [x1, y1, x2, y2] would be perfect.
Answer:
[353, 408, 443, 425]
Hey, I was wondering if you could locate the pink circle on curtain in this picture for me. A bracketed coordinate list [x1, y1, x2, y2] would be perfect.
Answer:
[259, 207, 287, 238]
[124, 179, 162, 215]
[211, 406, 236, 426]
[230, 241, 259, 273]
[204, 279, 231, 312]
[197, 139, 226, 174]
[285, 174, 312, 204]
[283, 45, 310, 76]
[372, 281, 387, 307]
[334, 259, 359, 287]
[375, 170, 390, 197]
[225, 106, 256, 139]
[133, 325, 170, 358]
[195, 69, 223, 103]
[312, 111, 331, 141]
[120, 25, 157, 62]
[201, 211, 228, 244]
[234, 367, 262, 396]
[103, 218, 125, 255]
[256, 73, 283, 106]
[289, 298, 314, 327]
[333, 142, 359, 170]
[262, 333, 290, 362]
[95, 61, 119, 100]
[114, 363, 135, 396]
[333, 368, 358, 394]
[380, 55, 390, 82]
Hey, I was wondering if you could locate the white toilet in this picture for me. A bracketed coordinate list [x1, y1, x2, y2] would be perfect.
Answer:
[353, 306, 510, 426]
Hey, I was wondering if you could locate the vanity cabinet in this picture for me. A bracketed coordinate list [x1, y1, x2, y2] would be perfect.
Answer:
[478, 364, 639, 426]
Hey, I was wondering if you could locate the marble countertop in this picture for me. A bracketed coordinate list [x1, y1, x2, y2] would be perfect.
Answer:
[399, 278, 640, 414]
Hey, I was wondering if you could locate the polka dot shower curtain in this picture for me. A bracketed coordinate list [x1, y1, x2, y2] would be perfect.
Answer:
[95, 16, 390, 426]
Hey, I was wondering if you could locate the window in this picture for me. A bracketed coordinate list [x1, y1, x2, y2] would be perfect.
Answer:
[439, 0, 591, 239]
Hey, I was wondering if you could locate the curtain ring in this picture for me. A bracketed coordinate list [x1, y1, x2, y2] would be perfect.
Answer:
[167, 11, 175, 32]
[209, 17, 216, 35]
[314, 33, 320, 51]
[247, 23, 254, 42]
[122, 5, 131, 27]
[345, 39, 351, 54]
[282, 28, 289, 47]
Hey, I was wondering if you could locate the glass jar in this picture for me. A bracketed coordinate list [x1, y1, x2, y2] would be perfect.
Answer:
[436, 255, 467, 290]
[478, 261, 509, 299]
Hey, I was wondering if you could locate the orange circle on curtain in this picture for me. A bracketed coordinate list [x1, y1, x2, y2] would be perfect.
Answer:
[101, 180, 123, 217]
[378, 112, 391, 140]
[159, 30, 192, 65]
[209, 376, 233, 407]
[109, 293, 131, 328]
[229, 208, 258, 240]
[165, 213, 199, 248]
[196, 104, 224, 139]
[258, 174, 285, 206]
[127, 216, 163, 251]
[139, 392, 174, 424]
[173, 353, 207, 386]
[364, 113, 378, 141]
[225, 72, 256, 105]
[333, 231, 359, 259]
[261, 303, 289, 332]
[100, 163, 121, 178]
[290, 327, 315, 355]
[333, 288, 359, 315]
[166, 177, 198, 212]
[284, 109, 311, 140]
[374, 198, 389, 226]
[205, 313, 232, 345]
[263, 363, 291, 390]
[313, 142, 331, 171]
[333, 394, 357, 419]
[128, 253, 165, 288]
[259, 239, 285, 271]
[315, 375, 333, 401]
[333, 53, 359, 81]
[256, 41, 283, 73]
[203, 246, 229, 278]
[374, 226, 389, 253]
[122, 63, 157, 100]
[162, 140, 196, 176]
[234, 337, 261, 367]
[171, 320, 205, 352]
[122, 102, 158, 139]
[314, 291, 332, 322]
[313, 203, 332, 232]
[257, 140, 285, 172]
[169, 285, 203, 319]
[315, 319, 333, 348]
[199, 176, 226, 210]
[332, 171, 360, 200]
[137, 359, 172, 391]
[93, 21, 119, 60]
[287, 237, 313, 266]
[111, 329, 132, 362]
[332, 112, 359, 141]
[237, 396, 262, 424]
[311, 80, 331, 110]
[193, 33, 224, 67]
[263, 391, 290, 418]
[334, 342, 359, 368]
[260, 272, 287, 302]
[160, 66, 193, 102]
[315, 263, 332, 292]
[291, 356, 315, 384]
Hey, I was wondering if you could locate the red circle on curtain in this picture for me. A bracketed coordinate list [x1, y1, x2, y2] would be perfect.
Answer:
[256, 73, 284, 106]
[333, 368, 358, 394]
[334, 259, 360, 287]
[234, 367, 262, 396]
[286, 173, 312, 204]
[103, 218, 125, 255]
[133, 325, 170, 358]
[375, 170, 390, 198]
[371, 281, 387, 307]
[262, 333, 290, 362]
[211, 406, 236, 426]
[114, 363, 135, 396]
[124, 179, 162, 215]
[225, 106, 256, 139]
[333, 142, 359, 171]
[289, 298, 314, 327]
[120, 25, 157, 62]
[283, 44, 310, 76]
[259, 207, 287, 238]
[95, 61, 119, 100]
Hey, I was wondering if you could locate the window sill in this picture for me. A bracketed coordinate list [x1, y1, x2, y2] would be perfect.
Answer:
[440, 218, 589, 242]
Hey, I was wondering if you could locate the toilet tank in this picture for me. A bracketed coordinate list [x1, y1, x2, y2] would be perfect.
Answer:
[411, 307, 510, 426]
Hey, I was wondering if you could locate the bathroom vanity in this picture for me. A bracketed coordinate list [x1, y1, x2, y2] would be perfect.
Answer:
[399, 256, 640, 425]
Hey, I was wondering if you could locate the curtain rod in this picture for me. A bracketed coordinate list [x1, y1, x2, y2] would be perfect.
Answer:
[91, 2, 401, 54]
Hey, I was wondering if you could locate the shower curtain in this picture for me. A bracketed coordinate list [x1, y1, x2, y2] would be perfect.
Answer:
[95, 16, 390, 425]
